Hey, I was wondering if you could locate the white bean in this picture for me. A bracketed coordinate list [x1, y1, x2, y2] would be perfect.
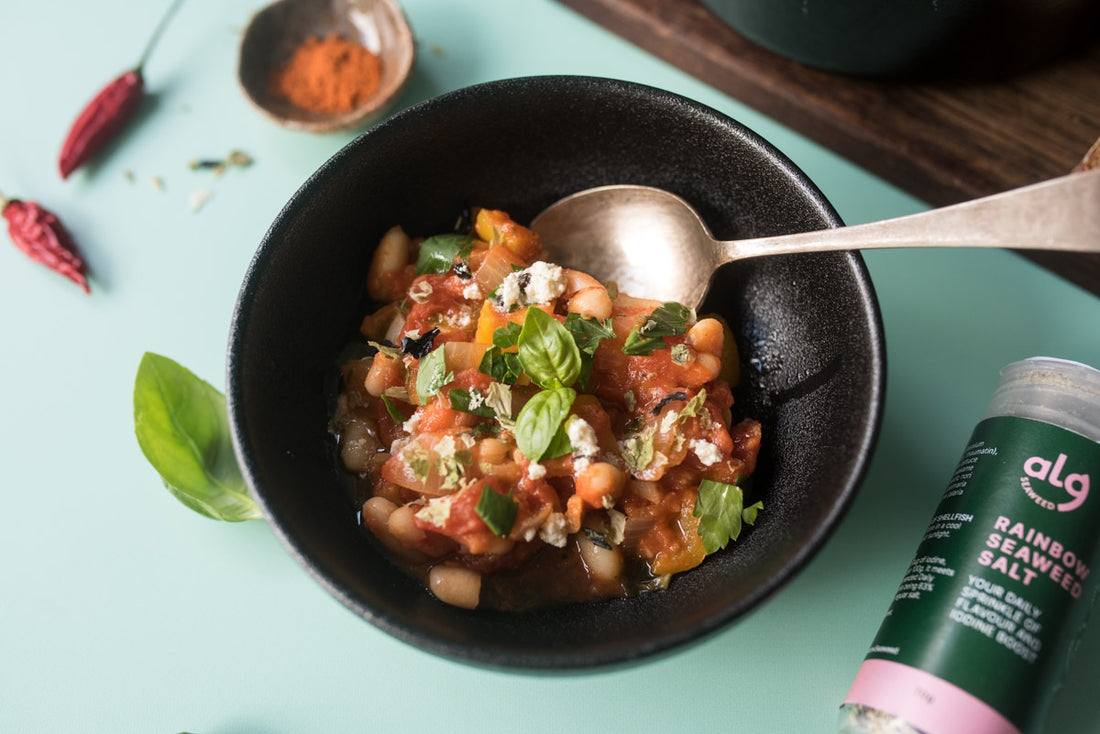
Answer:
[367, 226, 412, 301]
[364, 353, 402, 397]
[428, 565, 482, 609]
[387, 504, 427, 547]
[362, 496, 397, 535]
[340, 416, 382, 473]
[577, 532, 623, 582]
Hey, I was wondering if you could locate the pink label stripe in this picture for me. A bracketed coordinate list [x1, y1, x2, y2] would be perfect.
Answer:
[844, 659, 1021, 734]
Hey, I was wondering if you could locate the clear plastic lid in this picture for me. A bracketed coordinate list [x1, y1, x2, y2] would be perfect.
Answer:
[982, 357, 1100, 443]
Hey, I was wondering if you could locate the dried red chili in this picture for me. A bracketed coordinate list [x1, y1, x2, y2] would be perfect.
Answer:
[58, 0, 186, 179]
[1, 194, 90, 293]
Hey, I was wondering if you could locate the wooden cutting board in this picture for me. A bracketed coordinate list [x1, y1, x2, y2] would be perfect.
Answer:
[556, 0, 1100, 297]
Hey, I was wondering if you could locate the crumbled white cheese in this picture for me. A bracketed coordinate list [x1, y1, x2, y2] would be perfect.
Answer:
[527, 462, 547, 480]
[447, 309, 474, 329]
[689, 438, 722, 466]
[660, 409, 679, 433]
[539, 513, 569, 548]
[467, 388, 486, 410]
[496, 261, 566, 311]
[462, 282, 483, 301]
[408, 280, 433, 303]
[434, 435, 457, 458]
[402, 411, 421, 434]
[403, 329, 422, 340]
[415, 496, 453, 527]
[567, 416, 599, 458]
[497, 276, 522, 312]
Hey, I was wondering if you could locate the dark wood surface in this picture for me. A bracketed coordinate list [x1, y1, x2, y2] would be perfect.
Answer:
[556, 0, 1100, 297]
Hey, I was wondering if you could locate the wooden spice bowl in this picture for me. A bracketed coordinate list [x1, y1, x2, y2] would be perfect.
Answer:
[239, 0, 415, 132]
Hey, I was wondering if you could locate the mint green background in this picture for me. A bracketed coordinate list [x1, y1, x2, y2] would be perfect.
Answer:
[2, 2, 1098, 732]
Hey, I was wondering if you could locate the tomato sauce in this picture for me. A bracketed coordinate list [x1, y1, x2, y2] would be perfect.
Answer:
[332, 208, 762, 611]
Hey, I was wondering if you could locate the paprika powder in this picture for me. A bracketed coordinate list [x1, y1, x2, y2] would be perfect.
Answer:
[271, 33, 382, 114]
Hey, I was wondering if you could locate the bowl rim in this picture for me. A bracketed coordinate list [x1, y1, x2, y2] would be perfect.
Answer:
[227, 74, 887, 670]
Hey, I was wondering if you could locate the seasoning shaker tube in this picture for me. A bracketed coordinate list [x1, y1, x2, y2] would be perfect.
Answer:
[839, 357, 1100, 734]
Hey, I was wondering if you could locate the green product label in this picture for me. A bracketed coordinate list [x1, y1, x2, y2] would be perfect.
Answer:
[866, 416, 1100, 731]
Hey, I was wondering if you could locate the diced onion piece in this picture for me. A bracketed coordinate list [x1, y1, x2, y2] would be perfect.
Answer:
[443, 341, 490, 372]
[473, 244, 526, 295]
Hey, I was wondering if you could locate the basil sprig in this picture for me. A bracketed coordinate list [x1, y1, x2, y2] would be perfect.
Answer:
[514, 386, 576, 461]
[416, 234, 474, 275]
[622, 301, 692, 356]
[518, 307, 581, 389]
[693, 479, 763, 553]
[133, 352, 259, 522]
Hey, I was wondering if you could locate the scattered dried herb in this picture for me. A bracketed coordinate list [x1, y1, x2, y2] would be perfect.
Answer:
[188, 150, 253, 177]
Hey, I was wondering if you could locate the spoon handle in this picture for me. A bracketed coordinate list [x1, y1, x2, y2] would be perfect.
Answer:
[723, 168, 1100, 261]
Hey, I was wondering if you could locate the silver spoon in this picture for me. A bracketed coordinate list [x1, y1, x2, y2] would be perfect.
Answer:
[530, 168, 1100, 308]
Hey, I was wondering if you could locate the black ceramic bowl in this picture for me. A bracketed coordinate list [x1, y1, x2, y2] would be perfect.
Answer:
[227, 76, 885, 669]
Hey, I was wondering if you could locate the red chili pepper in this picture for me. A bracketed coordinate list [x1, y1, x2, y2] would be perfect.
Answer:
[1, 194, 90, 293]
[57, 0, 186, 179]
[58, 70, 145, 179]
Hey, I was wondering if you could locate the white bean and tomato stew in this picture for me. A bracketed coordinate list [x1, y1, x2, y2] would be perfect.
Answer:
[331, 208, 762, 611]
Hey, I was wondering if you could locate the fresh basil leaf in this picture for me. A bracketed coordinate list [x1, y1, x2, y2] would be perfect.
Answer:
[478, 346, 522, 385]
[563, 314, 614, 389]
[693, 479, 752, 554]
[416, 234, 474, 275]
[492, 322, 522, 350]
[448, 387, 496, 418]
[415, 345, 453, 402]
[133, 352, 259, 522]
[514, 387, 576, 461]
[544, 424, 574, 460]
[381, 394, 410, 423]
[475, 485, 518, 537]
[742, 500, 764, 526]
[564, 313, 615, 355]
[518, 307, 581, 389]
[622, 301, 693, 356]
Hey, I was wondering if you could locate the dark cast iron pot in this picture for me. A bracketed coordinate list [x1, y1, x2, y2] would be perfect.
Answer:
[701, 0, 1100, 79]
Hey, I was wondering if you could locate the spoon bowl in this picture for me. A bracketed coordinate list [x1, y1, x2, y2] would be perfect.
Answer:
[532, 170, 1100, 308]
[238, 0, 415, 133]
